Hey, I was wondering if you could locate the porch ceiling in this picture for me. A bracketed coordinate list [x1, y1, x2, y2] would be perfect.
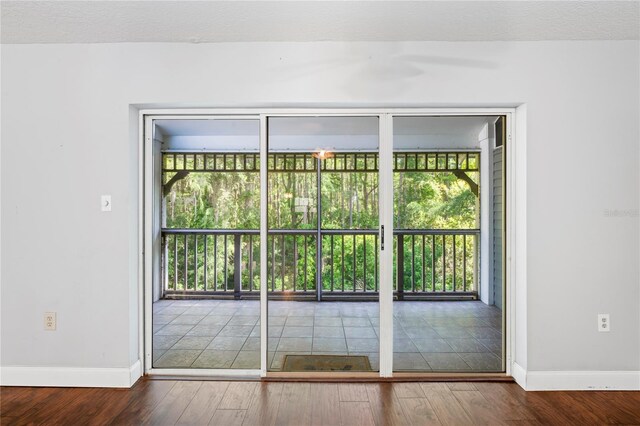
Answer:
[156, 115, 497, 151]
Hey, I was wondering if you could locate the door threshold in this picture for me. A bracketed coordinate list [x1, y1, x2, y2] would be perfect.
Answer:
[148, 375, 261, 382]
[264, 372, 512, 382]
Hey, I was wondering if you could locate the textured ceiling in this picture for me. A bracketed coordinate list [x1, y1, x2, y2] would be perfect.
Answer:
[1, 1, 639, 44]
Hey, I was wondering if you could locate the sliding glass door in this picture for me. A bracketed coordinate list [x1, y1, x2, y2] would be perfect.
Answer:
[391, 116, 504, 373]
[149, 117, 262, 371]
[145, 111, 508, 377]
[266, 116, 381, 373]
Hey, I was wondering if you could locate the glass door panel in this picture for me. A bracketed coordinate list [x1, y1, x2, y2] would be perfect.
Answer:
[392, 116, 503, 372]
[266, 116, 380, 373]
[152, 118, 262, 370]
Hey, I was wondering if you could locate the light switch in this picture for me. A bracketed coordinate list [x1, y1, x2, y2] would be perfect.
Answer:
[101, 195, 112, 212]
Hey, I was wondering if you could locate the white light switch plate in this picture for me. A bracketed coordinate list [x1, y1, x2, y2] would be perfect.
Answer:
[101, 195, 112, 212]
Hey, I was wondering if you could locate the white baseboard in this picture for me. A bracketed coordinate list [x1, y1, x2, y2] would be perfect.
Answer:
[511, 363, 640, 391]
[129, 359, 143, 386]
[0, 360, 142, 388]
[511, 362, 527, 389]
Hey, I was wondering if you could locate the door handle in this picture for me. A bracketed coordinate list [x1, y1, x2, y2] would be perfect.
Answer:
[381, 225, 384, 251]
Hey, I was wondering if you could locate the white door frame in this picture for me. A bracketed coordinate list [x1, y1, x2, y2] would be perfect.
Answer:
[140, 107, 519, 379]
[378, 114, 394, 377]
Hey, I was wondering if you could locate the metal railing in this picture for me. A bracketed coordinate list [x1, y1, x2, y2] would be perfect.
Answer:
[161, 228, 479, 300]
[162, 229, 260, 299]
[395, 230, 479, 299]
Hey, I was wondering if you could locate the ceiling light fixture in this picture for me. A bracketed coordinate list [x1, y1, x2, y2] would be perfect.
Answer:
[312, 149, 334, 160]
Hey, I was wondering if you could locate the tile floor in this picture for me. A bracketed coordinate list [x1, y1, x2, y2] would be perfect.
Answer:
[153, 299, 503, 372]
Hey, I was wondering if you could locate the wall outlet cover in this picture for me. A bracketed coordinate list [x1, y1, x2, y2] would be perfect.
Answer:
[44, 312, 57, 331]
[597, 313, 610, 332]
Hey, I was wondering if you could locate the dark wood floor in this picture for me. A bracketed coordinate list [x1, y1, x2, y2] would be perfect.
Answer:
[2, 379, 640, 425]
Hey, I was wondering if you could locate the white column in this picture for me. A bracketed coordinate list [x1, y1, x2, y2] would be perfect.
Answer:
[478, 123, 492, 305]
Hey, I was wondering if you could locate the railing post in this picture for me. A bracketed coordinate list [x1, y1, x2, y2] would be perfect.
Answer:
[473, 233, 479, 293]
[161, 234, 168, 298]
[316, 158, 323, 301]
[234, 234, 242, 300]
[397, 233, 404, 300]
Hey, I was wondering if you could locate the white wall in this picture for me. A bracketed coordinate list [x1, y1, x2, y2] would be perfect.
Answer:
[1, 41, 639, 388]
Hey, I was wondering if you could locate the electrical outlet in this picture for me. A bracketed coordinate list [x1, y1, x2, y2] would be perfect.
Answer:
[598, 314, 610, 332]
[44, 312, 57, 331]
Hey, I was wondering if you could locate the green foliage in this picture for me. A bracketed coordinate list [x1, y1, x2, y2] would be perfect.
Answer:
[164, 171, 260, 229]
[394, 171, 478, 229]
[163, 159, 478, 292]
